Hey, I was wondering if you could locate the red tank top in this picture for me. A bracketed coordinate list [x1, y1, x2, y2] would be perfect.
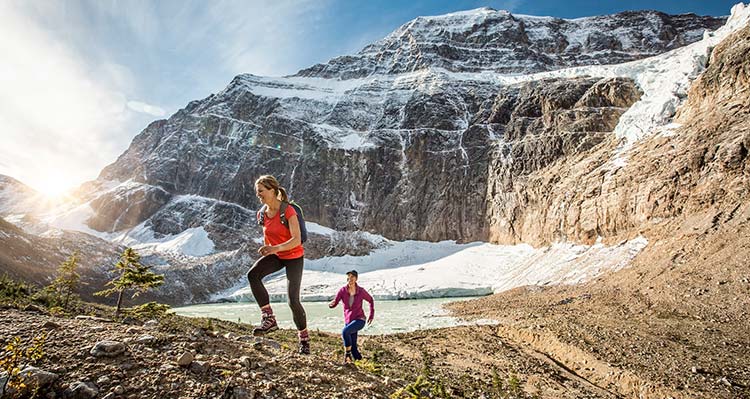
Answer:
[262, 205, 304, 259]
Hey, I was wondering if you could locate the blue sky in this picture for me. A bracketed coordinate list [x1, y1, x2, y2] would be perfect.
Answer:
[0, 0, 741, 195]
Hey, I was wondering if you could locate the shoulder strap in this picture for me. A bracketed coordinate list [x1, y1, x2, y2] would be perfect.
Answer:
[278, 201, 289, 228]
[257, 204, 267, 226]
[289, 200, 304, 218]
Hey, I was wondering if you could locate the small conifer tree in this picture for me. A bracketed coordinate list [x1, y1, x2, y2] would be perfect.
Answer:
[95, 247, 164, 317]
[48, 252, 81, 308]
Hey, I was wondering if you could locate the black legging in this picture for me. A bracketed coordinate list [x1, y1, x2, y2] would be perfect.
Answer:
[247, 255, 307, 330]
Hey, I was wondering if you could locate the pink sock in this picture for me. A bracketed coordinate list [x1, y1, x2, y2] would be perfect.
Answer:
[298, 329, 309, 342]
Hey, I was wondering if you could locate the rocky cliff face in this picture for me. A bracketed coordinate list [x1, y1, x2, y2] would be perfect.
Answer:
[297, 8, 724, 78]
[487, 24, 750, 246]
[94, 74, 641, 243]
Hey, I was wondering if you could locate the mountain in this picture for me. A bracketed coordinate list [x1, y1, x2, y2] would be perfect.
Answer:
[0, 175, 42, 216]
[297, 8, 724, 78]
[0, 216, 120, 301]
[91, 9, 725, 243]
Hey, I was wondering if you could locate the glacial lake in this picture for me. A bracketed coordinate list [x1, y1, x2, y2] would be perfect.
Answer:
[172, 297, 493, 335]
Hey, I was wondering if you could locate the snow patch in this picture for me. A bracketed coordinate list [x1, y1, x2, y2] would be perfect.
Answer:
[218, 236, 648, 302]
[43, 203, 113, 239]
[305, 222, 336, 236]
[122, 226, 215, 257]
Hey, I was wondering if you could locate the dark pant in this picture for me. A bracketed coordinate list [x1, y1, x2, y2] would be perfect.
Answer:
[247, 255, 306, 330]
[342, 319, 365, 360]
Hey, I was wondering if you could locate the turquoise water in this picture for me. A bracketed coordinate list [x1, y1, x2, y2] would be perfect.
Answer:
[172, 297, 487, 335]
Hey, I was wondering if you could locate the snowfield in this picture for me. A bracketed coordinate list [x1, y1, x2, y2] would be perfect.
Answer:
[217, 232, 648, 303]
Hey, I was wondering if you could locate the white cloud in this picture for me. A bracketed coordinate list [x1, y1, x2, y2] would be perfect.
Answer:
[206, 0, 335, 76]
[127, 101, 166, 117]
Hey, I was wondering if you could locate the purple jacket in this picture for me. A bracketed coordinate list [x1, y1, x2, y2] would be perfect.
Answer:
[331, 285, 375, 324]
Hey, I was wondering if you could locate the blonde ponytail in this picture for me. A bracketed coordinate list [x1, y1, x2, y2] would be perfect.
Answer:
[278, 187, 289, 202]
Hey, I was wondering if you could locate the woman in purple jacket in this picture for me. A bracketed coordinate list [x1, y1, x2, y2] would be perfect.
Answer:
[328, 270, 375, 363]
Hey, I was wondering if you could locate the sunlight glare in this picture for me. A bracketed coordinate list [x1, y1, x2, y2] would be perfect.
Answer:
[35, 174, 77, 199]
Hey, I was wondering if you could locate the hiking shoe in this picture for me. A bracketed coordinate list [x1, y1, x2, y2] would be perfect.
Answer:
[252, 314, 278, 336]
[298, 340, 310, 355]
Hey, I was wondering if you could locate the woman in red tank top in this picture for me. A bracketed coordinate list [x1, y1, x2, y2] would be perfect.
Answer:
[247, 175, 309, 354]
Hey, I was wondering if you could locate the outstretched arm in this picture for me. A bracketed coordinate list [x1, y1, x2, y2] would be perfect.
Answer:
[363, 288, 375, 324]
[329, 289, 342, 309]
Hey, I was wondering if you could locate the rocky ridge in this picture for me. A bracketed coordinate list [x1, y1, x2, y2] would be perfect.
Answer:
[297, 8, 724, 78]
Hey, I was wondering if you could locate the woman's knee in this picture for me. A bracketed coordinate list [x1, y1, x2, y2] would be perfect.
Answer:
[247, 268, 259, 283]
[287, 295, 302, 308]
[247, 258, 268, 283]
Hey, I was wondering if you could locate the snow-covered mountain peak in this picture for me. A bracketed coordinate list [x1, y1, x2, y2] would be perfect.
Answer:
[295, 8, 725, 79]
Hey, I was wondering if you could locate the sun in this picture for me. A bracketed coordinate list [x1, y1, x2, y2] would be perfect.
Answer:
[35, 175, 77, 199]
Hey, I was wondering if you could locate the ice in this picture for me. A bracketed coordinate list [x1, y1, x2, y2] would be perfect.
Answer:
[218, 236, 648, 302]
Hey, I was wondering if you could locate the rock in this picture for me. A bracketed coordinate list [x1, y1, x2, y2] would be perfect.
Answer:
[90, 341, 127, 357]
[160, 363, 178, 372]
[121, 317, 139, 325]
[136, 335, 157, 344]
[113, 385, 125, 394]
[125, 327, 141, 334]
[75, 315, 112, 323]
[87, 183, 172, 231]
[238, 356, 252, 368]
[23, 304, 44, 313]
[0, 372, 8, 397]
[143, 319, 159, 329]
[64, 381, 98, 399]
[119, 363, 134, 371]
[189, 360, 209, 374]
[177, 352, 194, 367]
[96, 375, 111, 385]
[718, 377, 732, 387]
[42, 321, 61, 329]
[254, 338, 281, 350]
[226, 387, 254, 399]
[189, 328, 205, 340]
[101, 393, 115, 399]
[89, 326, 105, 333]
[18, 366, 59, 388]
